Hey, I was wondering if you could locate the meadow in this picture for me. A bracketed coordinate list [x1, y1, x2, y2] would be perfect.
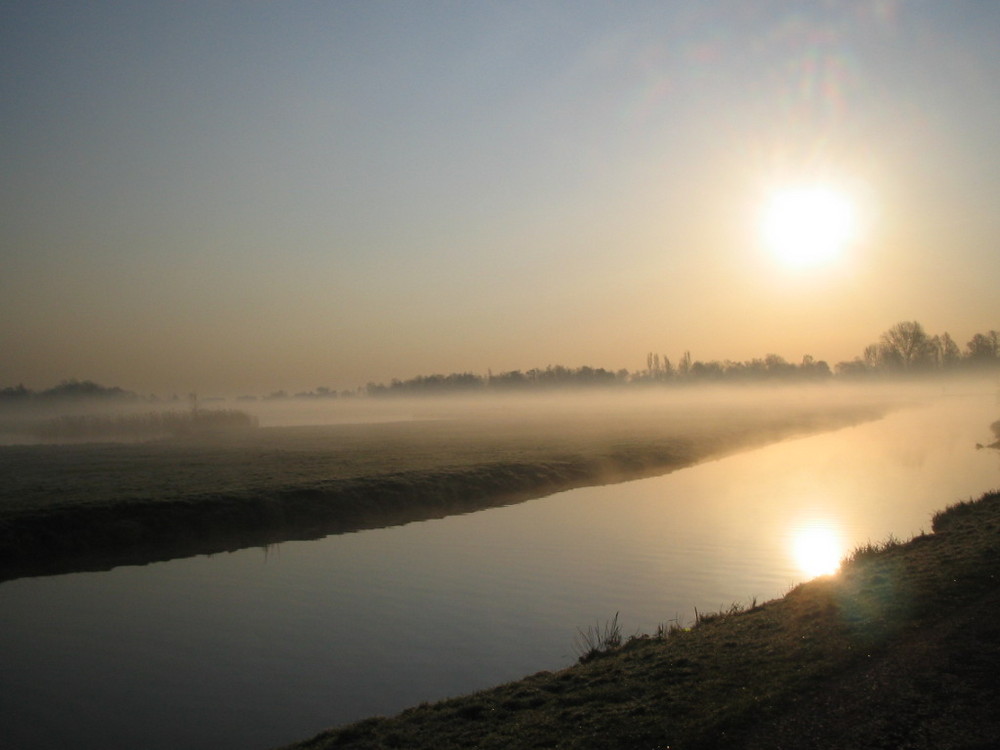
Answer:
[0, 389, 890, 582]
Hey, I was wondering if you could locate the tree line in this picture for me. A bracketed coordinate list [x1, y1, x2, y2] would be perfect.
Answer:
[2, 322, 997, 402]
[0, 379, 137, 402]
[835, 322, 998, 376]
[364, 321, 998, 395]
[364, 365, 622, 396]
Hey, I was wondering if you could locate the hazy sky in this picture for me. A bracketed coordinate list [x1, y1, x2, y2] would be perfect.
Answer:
[3, 1, 999, 395]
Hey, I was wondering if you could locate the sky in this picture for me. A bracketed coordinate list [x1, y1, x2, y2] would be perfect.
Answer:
[3, 1, 999, 396]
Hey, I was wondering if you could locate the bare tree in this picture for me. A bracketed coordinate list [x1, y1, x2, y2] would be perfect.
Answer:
[863, 343, 880, 370]
[678, 351, 691, 377]
[879, 321, 935, 371]
[936, 332, 962, 369]
[966, 331, 999, 363]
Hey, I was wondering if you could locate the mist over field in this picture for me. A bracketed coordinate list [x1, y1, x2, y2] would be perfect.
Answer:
[5, 374, 942, 585]
[2, 319, 996, 447]
[1, 374, 991, 448]
[234, 380, 928, 431]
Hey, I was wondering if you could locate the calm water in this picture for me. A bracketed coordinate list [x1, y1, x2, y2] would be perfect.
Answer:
[1, 393, 998, 750]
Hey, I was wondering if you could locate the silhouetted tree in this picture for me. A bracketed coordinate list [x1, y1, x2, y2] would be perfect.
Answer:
[835, 358, 870, 377]
[879, 321, 936, 371]
[689, 360, 724, 380]
[678, 351, 692, 378]
[643, 352, 674, 381]
[934, 333, 962, 369]
[799, 355, 832, 379]
[966, 331, 999, 364]
[490, 370, 528, 389]
[863, 343, 880, 370]
[39, 379, 134, 400]
[0, 384, 31, 401]
[764, 353, 795, 377]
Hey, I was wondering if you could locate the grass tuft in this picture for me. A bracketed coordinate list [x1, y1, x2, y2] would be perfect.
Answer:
[654, 615, 688, 639]
[580, 596, 763, 659]
[841, 533, 903, 566]
[693, 597, 760, 626]
[574, 611, 623, 662]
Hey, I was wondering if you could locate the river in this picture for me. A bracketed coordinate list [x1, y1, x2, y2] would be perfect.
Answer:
[1, 391, 997, 750]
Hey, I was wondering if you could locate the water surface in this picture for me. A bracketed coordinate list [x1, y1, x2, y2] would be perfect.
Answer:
[1, 393, 997, 750]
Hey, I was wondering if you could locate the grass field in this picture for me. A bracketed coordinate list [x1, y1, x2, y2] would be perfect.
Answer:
[279, 489, 1000, 750]
[0, 393, 888, 581]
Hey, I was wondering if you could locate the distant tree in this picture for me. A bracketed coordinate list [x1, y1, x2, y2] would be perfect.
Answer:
[863, 343, 880, 370]
[689, 360, 724, 380]
[879, 321, 936, 372]
[764, 353, 795, 377]
[644, 352, 674, 381]
[835, 358, 870, 377]
[39, 379, 134, 400]
[744, 358, 769, 379]
[800, 355, 832, 379]
[876, 342, 904, 372]
[934, 333, 962, 369]
[0, 384, 32, 400]
[678, 351, 692, 378]
[723, 360, 746, 381]
[490, 370, 528, 389]
[966, 331, 999, 364]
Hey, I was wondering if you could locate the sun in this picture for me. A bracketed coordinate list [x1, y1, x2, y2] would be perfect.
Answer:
[760, 185, 858, 268]
[791, 522, 843, 578]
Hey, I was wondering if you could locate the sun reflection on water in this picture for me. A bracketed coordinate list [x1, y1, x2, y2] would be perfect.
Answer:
[791, 520, 844, 578]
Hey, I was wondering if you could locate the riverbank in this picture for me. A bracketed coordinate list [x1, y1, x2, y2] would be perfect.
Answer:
[0, 398, 887, 582]
[280, 489, 1000, 750]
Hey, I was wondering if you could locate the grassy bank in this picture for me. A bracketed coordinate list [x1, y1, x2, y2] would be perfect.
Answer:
[0, 399, 886, 581]
[280, 489, 1000, 750]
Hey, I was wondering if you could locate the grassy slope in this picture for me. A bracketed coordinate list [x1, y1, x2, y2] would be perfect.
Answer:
[280, 490, 1000, 750]
[0, 399, 886, 581]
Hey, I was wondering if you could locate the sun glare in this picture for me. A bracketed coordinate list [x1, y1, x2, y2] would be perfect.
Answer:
[760, 185, 858, 268]
[791, 522, 843, 578]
